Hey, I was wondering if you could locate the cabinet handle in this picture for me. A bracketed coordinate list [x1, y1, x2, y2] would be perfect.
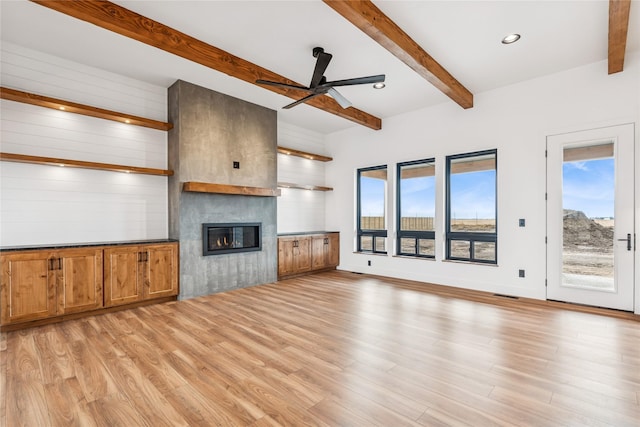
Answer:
[48, 258, 62, 270]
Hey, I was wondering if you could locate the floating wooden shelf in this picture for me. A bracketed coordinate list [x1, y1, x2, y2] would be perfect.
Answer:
[278, 182, 333, 192]
[183, 182, 281, 197]
[277, 146, 333, 162]
[0, 152, 173, 176]
[0, 87, 173, 131]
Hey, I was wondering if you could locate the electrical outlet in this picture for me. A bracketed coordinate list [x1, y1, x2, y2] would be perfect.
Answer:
[233, 161, 240, 169]
[519, 218, 525, 227]
[519, 269, 525, 278]
[367, 260, 371, 266]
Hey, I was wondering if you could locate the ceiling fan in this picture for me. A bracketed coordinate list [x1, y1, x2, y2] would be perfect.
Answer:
[256, 47, 385, 110]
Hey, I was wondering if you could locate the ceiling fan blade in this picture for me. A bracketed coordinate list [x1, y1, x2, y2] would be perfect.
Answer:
[321, 74, 386, 88]
[310, 51, 333, 88]
[282, 92, 323, 109]
[256, 79, 312, 92]
[327, 87, 352, 109]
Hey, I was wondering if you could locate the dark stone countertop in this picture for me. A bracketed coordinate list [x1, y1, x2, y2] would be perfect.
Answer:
[0, 239, 179, 252]
[277, 231, 339, 237]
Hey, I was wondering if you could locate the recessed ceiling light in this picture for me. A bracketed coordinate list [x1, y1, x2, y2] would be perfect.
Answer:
[502, 33, 521, 44]
[59, 106, 65, 110]
[373, 82, 386, 89]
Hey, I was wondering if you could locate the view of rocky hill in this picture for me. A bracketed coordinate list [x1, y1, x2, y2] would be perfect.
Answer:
[563, 209, 614, 250]
[563, 209, 613, 277]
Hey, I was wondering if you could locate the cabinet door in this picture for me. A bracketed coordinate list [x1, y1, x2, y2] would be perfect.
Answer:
[0, 252, 56, 325]
[57, 248, 103, 315]
[142, 243, 178, 299]
[326, 233, 340, 267]
[278, 238, 296, 277]
[294, 237, 312, 273]
[104, 246, 143, 307]
[311, 236, 327, 270]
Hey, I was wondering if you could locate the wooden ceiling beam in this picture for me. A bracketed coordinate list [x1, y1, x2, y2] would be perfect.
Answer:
[30, 0, 382, 130]
[323, 0, 473, 109]
[608, 0, 631, 74]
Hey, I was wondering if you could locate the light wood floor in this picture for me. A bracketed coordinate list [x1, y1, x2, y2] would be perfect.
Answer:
[1, 271, 639, 426]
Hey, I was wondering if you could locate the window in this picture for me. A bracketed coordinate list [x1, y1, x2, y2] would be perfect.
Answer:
[357, 165, 387, 253]
[397, 159, 435, 257]
[446, 150, 497, 263]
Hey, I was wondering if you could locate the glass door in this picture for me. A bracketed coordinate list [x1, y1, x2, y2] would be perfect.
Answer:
[546, 124, 635, 311]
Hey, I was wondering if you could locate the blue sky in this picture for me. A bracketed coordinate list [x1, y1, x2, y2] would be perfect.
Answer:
[360, 177, 386, 216]
[400, 176, 435, 218]
[360, 170, 496, 219]
[361, 158, 614, 220]
[450, 170, 495, 219]
[563, 158, 614, 218]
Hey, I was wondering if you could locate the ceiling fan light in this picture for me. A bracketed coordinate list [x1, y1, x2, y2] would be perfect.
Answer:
[373, 82, 386, 89]
[501, 33, 521, 44]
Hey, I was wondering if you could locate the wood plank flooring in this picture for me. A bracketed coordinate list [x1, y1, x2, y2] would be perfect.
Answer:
[1, 271, 639, 426]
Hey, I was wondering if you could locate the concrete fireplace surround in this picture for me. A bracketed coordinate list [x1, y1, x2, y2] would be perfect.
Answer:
[168, 80, 278, 299]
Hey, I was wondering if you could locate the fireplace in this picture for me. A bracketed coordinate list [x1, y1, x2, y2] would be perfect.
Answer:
[202, 223, 261, 256]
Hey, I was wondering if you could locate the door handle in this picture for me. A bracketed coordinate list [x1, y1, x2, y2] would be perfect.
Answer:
[617, 233, 631, 251]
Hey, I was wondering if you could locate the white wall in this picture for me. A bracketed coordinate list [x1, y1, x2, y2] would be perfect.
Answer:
[277, 122, 329, 233]
[0, 42, 169, 246]
[325, 54, 640, 312]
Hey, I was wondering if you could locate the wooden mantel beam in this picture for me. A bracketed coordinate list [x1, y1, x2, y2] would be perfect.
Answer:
[30, 0, 382, 130]
[608, 0, 631, 74]
[323, 0, 473, 109]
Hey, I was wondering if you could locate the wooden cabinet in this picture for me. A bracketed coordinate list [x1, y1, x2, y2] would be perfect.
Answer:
[1, 251, 55, 325]
[144, 244, 179, 299]
[327, 233, 340, 267]
[104, 243, 178, 307]
[57, 248, 103, 315]
[311, 233, 339, 270]
[1, 248, 102, 325]
[278, 232, 339, 278]
[104, 246, 143, 307]
[278, 236, 312, 277]
[1, 241, 178, 329]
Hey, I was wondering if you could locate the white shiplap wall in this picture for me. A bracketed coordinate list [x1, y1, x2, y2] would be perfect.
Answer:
[0, 42, 169, 246]
[277, 122, 329, 233]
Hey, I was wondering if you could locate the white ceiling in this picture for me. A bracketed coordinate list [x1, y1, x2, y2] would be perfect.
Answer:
[1, 0, 639, 134]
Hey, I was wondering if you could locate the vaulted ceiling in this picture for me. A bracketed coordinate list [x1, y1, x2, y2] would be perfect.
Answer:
[1, 0, 638, 134]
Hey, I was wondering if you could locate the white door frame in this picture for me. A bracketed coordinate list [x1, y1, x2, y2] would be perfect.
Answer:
[546, 123, 637, 312]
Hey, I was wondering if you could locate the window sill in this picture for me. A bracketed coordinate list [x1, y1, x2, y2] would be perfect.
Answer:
[393, 255, 436, 261]
[442, 259, 498, 267]
[353, 251, 388, 256]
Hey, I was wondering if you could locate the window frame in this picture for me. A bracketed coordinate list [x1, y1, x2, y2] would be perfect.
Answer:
[445, 149, 498, 264]
[396, 158, 436, 258]
[357, 165, 388, 254]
